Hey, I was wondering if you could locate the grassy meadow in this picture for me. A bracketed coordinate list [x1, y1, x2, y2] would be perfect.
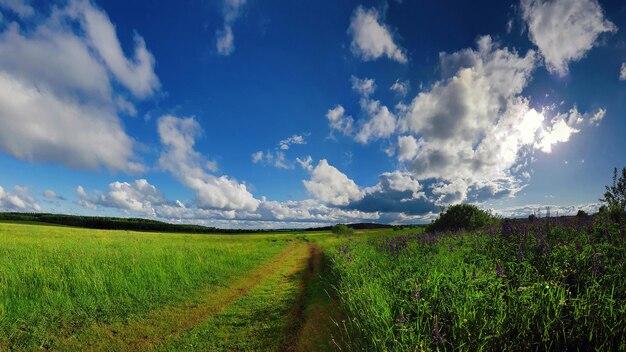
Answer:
[2, 217, 626, 351]
[0, 222, 305, 350]
[327, 218, 626, 351]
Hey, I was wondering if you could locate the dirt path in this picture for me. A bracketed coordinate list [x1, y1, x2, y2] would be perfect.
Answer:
[54, 243, 307, 351]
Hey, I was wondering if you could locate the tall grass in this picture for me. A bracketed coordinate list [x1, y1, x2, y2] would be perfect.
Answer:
[0, 222, 288, 349]
[329, 218, 626, 351]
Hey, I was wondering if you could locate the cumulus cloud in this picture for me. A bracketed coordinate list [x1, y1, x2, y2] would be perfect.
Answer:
[216, 0, 246, 56]
[326, 105, 354, 136]
[158, 115, 259, 211]
[42, 190, 65, 200]
[397, 135, 419, 161]
[346, 171, 437, 215]
[303, 159, 363, 206]
[0, 71, 143, 173]
[77, 179, 165, 217]
[348, 6, 407, 63]
[0, 0, 33, 17]
[0, 185, 41, 211]
[620, 63, 626, 81]
[351, 76, 376, 97]
[521, 0, 617, 76]
[392, 36, 600, 205]
[258, 198, 379, 223]
[328, 76, 398, 144]
[355, 98, 397, 144]
[0, 0, 159, 172]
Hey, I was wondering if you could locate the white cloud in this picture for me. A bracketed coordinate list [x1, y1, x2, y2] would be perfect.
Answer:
[621, 63, 626, 81]
[258, 198, 379, 223]
[346, 171, 437, 215]
[589, 108, 605, 126]
[351, 76, 376, 97]
[355, 99, 397, 144]
[492, 202, 600, 218]
[216, 26, 234, 56]
[303, 159, 363, 206]
[0, 185, 41, 211]
[521, 0, 617, 76]
[394, 36, 597, 205]
[326, 105, 354, 136]
[42, 189, 65, 200]
[348, 6, 407, 63]
[0, 71, 143, 173]
[216, 0, 246, 56]
[252, 134, 307, 169]
[0, 1, 160, 172]
[77, 179, 165, 217]
[67, 0, 160, 98]
[251, 151, 264, 163]
[251, 150, 293, 169]
[278, 134, 306, 150]
[390, 80, 409, 97]
[0, 0, 33, 18]
[397, 135, 419, 161]
[158, 115, 259, 211]
[296, 155, 313, 171]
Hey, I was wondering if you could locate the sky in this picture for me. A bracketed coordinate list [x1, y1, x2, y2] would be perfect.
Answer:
[0, 0, 624, 229]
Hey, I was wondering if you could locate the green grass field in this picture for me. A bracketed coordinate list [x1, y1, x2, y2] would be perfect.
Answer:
[0, 222, 322, 350]
[2, 219, 626, 351]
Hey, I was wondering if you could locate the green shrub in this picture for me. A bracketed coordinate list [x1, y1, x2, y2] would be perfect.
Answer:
[426, 204, 496, 233]
[332, 224, 354, 235]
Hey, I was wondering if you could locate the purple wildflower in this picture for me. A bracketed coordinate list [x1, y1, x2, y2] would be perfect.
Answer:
[517, 235, 526, 262]
[432, 316, 442, 345]
[502, 222, 514, 238]
[413, 283, 421, 300]
[495, 262, 506, 278]
[592, 252, 601, 279]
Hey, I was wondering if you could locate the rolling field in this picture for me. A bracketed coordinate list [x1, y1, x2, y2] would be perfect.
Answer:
[2, 218, 626, 351]
[0, 222, 339, 351]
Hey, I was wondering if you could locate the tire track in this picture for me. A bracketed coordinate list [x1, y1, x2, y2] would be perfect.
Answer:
[54, 243, 305, 351]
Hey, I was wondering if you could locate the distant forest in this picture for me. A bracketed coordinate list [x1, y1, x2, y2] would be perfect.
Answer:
[0, 212, 396, 234]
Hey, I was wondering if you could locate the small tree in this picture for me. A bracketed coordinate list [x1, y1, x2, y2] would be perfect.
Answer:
[332, 223, 354, 235]
[426, 204, 496, 233]
[576, 210, 588, 217]
[600, 167, 626, 213]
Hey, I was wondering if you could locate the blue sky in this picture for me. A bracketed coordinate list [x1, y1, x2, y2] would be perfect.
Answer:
[0, 0, 624, 228]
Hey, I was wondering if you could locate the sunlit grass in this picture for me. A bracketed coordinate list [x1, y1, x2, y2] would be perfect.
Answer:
[0, 222, 291, 349]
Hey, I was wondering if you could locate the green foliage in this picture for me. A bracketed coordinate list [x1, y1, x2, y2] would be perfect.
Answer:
[426, 204, 496, 233]
[601, 167, 626, 213]
[332, 224, 354, 235]
[328, 221, 626, 351]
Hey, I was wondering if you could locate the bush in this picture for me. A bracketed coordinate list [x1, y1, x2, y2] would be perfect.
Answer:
[576, 210, 589, 217]
[332, 224, 354, 235]
[601, 167, 626, 213]
[427, 204, 496, 233]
